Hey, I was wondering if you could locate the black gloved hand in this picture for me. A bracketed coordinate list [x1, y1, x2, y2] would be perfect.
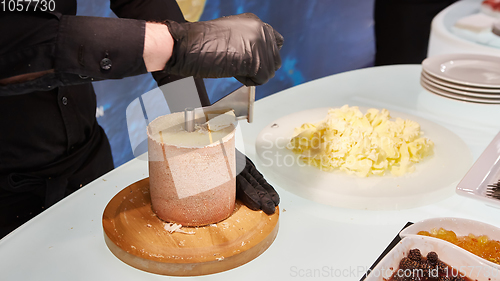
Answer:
[235, 149, 280, 215]
[164, 13, 284, 86]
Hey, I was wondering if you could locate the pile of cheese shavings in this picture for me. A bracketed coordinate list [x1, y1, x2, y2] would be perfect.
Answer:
[287, 105, 434, 177]
[164, 223, 195, 234]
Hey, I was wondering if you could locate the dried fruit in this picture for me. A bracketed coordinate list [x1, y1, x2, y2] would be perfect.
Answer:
[408, 249, 422, 261]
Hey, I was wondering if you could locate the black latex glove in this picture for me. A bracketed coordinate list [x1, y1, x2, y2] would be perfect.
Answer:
[164, 13, 284, 86]
[235, 150, 279, 215]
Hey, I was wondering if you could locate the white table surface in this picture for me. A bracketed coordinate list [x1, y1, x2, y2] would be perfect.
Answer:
[428, 0, 500, 58]
[2, 65, 500, 281]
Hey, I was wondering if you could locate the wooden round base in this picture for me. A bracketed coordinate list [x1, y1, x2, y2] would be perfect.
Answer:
[102, 178, 279, 276]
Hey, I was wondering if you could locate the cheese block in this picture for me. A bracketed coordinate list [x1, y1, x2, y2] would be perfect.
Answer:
[147, 111, 236, 226]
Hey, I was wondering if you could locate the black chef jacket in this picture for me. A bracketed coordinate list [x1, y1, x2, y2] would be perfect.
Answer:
[0, 0, 195, 237]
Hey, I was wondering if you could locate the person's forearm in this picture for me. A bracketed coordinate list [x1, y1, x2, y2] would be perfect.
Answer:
[143, 22, 174, 72]
[0, 22, 172, 86]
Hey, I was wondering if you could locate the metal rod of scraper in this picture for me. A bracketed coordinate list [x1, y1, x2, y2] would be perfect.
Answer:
[184, 107, 195, 132]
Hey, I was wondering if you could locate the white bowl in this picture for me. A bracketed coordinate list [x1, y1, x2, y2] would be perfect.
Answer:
[364, 236, 493, 281]
[399, 217, 500, 269]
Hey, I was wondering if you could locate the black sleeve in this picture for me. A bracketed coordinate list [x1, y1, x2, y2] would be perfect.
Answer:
[55, 15, 147, 79]
[0, 11, 147, 96]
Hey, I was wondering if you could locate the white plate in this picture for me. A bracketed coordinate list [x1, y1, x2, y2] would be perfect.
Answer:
[422, 54, 500, 88]
[422, 75, 500, 99]
[421, 78, 500, 104]
[400, 217, 500, 269]
[255, 107, 472, 210]
[457, 130, 500, 208]
[421, 75, 500, 99]
[422, 70, 500, 95]
[364, 236, 493, 281]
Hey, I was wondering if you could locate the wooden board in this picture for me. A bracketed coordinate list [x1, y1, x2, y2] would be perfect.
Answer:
[102, 178, 279, 276]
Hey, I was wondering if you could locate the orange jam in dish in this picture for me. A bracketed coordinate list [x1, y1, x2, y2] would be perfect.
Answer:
[418, 228, 500, 264]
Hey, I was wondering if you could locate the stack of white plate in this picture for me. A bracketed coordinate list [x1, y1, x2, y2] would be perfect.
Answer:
[421, 54, 500, 104]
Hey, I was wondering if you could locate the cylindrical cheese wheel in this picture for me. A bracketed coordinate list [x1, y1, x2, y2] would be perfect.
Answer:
[147, 112, 236, 226]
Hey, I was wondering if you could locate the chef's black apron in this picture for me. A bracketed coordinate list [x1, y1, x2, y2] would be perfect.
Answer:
[0, 82, 114, 237]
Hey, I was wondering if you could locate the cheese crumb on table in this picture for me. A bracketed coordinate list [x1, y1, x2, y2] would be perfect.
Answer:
[287, 105, 434, 177]
[164, 223, 195, 234]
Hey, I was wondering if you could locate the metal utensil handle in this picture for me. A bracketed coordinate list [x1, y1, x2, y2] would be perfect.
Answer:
[184, 107, 195, 132]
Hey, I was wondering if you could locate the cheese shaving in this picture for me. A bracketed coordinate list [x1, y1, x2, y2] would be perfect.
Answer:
[207, 110, 236, 131]
[164, 223, 195, 234]
[195, 110, 236, 133]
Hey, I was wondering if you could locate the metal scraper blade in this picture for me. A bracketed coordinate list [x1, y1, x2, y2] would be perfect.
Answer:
[184, 85, 255, 132]
[204, 85, 255, 123]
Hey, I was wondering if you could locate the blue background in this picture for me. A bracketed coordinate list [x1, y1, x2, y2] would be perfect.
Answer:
[78, 0, 375, 167]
